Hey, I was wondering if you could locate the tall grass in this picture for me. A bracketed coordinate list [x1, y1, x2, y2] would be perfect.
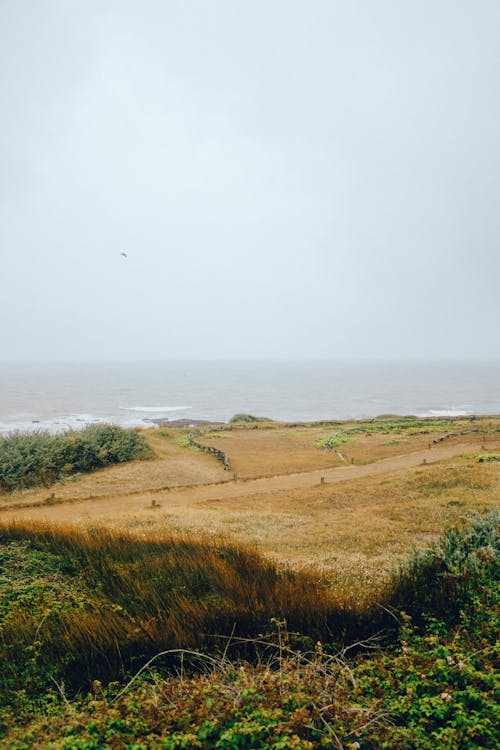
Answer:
[0, 523, 356, 696]
[0, 424, 151, 492]
[1, 511, 497, 702]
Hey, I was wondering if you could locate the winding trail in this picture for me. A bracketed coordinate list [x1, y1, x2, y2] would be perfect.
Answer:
[0, 441, 480, 525]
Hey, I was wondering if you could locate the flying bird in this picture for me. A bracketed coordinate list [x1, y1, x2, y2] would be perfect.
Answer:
[120, 251, 128, 258]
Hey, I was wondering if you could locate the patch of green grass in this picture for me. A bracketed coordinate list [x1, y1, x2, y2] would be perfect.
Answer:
[316, 433, 350, 449]
[374, 413, 418, 420]
[172, 435, 194, 449]
[317, 417, 474, 450]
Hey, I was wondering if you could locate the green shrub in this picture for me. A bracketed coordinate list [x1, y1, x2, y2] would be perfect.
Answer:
[389, 509, 499, 626]
[477, 453, 500, 463]
[229, 414, 268, 424]
[0, 425, 151, 492]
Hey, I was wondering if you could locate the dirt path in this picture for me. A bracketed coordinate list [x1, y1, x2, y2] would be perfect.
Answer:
[0, 442, 479, 525]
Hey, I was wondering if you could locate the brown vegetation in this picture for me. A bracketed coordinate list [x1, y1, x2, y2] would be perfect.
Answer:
[1, 417, 498, 600]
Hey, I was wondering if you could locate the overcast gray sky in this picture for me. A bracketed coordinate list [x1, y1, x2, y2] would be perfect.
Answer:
[1, 0, 499, 361]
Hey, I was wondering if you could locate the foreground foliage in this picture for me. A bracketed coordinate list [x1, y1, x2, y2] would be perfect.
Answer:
[3, 608, 497, 750]
[0, 511, 498, 748]
[0, 425, 151, 492]
[0, 523, 343, 700]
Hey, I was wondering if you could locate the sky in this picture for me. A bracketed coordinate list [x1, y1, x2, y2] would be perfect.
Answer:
[1, 0, 499, 361]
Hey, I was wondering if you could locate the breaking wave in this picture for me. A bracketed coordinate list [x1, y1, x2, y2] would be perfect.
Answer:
[119, 406, 192, 413]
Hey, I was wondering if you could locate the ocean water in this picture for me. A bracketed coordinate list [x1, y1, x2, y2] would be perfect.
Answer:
[0, 360, 499, 434]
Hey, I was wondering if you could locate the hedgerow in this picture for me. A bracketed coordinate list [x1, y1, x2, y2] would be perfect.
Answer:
[0, 425, 151, 492]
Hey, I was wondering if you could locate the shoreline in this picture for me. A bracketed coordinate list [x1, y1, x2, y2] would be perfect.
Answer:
[2, 410, 500, 437]
[1, 360, 499, 435]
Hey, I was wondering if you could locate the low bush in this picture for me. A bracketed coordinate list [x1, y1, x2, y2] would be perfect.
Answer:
[0, 425, 151, 492]
[388, 509, 499, 627]
[229, 414, 268, 424]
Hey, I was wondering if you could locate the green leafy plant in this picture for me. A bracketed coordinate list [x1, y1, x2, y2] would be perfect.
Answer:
[389, 509, 499, 627]
[0, 425, 151, 492]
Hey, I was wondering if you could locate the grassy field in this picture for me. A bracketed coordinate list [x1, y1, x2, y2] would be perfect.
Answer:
[0, 416, 498, 747]
[1, 416, 498, 599]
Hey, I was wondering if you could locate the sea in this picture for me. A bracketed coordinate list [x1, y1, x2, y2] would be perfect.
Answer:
[0, 360, 499, 435]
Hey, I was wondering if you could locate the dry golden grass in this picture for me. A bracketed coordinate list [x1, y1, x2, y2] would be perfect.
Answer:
[199, 416, 498, 473]
[0, 521, 351, 693]
[1, 418, 499, 604]
[200, 425, 344, 478]
[135, 454, 499, 604]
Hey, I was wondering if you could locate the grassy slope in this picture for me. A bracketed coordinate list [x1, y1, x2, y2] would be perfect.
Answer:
[0, 513, 498, 749]
[0, 418, 498, 748]
[1, 419, 498, 603]
[0, 523, 354, 696]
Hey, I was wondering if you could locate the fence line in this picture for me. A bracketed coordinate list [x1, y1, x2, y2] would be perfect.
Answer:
[187, 433, 231, 471]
